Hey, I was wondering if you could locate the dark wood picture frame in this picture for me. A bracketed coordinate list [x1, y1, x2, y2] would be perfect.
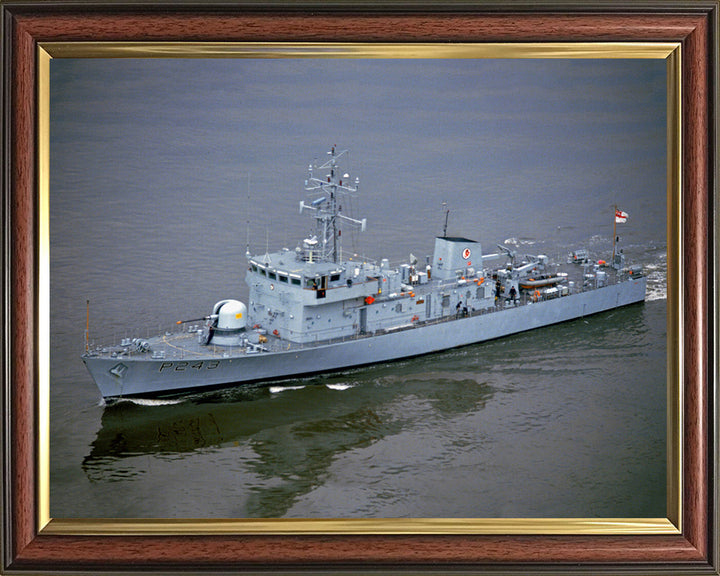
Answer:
[2, 1, 717, 573]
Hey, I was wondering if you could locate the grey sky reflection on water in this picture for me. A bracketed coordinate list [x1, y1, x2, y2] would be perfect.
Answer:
[50, 56, 666, 255]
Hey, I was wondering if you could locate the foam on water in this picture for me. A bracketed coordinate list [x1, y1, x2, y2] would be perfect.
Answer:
[504, 237, 536, 247]
[113, 397, 186, 407]
[645, 273, 667, 301]
[326, 383, 355, 391]
[269, 385, 306, 394]
[643, 252, 667, 301]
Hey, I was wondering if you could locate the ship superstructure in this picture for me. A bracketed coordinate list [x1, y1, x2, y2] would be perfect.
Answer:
[82, 147, 646, 400]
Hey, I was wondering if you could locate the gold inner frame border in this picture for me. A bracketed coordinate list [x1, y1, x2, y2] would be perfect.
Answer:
[36, 41, 682, 537]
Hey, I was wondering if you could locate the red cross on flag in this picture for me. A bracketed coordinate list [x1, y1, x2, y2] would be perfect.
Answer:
[615, 209, 629, 223]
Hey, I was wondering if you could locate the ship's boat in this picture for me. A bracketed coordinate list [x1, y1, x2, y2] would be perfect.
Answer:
[519, 274, 567, 289]
[82, 147, 646, 401]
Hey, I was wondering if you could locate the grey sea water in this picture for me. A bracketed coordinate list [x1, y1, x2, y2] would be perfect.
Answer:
[49, 57, 667, 518]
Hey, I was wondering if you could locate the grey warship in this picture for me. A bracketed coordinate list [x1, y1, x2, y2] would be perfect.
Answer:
[82, 147, 646, 401]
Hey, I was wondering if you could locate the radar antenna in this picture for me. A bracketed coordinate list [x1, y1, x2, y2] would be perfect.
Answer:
[300, 146, 366, 263]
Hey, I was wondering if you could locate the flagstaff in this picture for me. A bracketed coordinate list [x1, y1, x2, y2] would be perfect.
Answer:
[613, 205, 628, 264]
[85, 299, 90, 353]
[613, 204, 617, 263]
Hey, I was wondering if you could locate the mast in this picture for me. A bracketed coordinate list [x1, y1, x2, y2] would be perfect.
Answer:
[612, 204, 617, 263]
[442, 202, 450, 238]
[300, 146, 366, 262]
[245, 172, 251, 260]
[331, 159, 338, 260]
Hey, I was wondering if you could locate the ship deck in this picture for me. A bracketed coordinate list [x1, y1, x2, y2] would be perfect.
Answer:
[84, 259, 637, 363]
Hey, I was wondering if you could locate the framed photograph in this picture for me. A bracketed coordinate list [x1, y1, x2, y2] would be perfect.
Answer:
[2, 1, 716, 574]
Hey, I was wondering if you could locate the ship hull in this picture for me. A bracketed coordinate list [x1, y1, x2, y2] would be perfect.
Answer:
[83, 277, 646, 400]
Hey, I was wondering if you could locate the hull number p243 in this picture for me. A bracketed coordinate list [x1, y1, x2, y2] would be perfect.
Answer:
[159, 360, 220, 373]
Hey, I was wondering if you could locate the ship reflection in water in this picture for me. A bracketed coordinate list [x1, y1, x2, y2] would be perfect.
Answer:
[82, 359, 495, 517]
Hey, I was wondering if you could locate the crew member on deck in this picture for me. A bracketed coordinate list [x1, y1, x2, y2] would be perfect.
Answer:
[509, 285, 518, 305]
